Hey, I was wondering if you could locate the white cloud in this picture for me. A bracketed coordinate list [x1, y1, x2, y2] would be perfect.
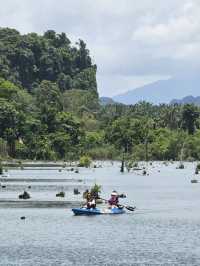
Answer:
[131, 1, 200, 61]
[0, 0, 200, 96]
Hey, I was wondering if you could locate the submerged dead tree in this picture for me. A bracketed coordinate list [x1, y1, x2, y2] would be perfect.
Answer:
[120, 155, 125, 173]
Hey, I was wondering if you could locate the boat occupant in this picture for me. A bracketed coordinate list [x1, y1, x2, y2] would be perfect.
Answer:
[108, 191, 119, 207]
[87, 197, 96, 209]
[83, 189, 96, 209]
[83, 189, 91, 202]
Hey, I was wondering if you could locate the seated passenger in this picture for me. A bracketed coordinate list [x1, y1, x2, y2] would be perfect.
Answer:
[83, 189, 91, 202]
[87, 198, 96, 209]
[108, 191, 119, 207]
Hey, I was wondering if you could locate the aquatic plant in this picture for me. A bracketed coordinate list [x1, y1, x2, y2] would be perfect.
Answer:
[90, 183, 101, 199]
[56, 191, 65, 197]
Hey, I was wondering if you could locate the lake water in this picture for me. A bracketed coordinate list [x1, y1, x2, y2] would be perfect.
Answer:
[0, 161, 200, 265]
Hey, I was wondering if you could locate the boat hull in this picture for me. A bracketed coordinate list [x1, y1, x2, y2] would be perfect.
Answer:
[72, 207, 125, 215]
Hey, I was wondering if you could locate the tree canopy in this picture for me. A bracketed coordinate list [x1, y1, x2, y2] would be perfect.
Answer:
[1, 27, 200, 161]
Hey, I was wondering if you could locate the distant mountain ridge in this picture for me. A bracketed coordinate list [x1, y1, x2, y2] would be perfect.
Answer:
[113, 76, 200, 104]
[170, 95, 200, 106]
[99, 97, 116, 105]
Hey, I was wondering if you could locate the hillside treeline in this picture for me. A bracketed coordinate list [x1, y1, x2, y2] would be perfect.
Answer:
[0, 28, 200, 161]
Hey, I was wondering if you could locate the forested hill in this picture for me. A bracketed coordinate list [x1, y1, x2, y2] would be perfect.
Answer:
[0, 27, 97, 94]
[0, 27, 99, 160]
[1, 28, 200, 163]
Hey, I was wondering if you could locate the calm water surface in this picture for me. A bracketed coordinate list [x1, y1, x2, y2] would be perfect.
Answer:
[0, 162, 200, 265]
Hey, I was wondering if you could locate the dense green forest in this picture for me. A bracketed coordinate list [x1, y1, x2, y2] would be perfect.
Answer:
[0, 27, 200, 162]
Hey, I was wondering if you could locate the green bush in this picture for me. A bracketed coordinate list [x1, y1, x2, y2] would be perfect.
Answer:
[78, 155, 92, 167]
[87, 145, 118, 160]
[196, 163, 200, 170]
[15, 143, 29, 159]
[91, 183, 101, 194]
[90, 183, 101, 198]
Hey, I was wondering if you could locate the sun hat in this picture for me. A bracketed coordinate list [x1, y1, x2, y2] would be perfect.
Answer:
[111, 190, 118, 196]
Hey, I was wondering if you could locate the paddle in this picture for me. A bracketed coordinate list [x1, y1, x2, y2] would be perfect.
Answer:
[98, 198, 136, 212]
[120, 205, 136, 212]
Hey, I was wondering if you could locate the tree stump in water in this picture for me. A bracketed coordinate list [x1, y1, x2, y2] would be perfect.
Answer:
[0, 164, 3, 175]
[191, 179, 198, 183]
[120, 159, 125, 173]
[19, 191, 31, 199]
[74, 188, 80, 195]
[177, 163, 184, 169]
[143, 170, 147, 175]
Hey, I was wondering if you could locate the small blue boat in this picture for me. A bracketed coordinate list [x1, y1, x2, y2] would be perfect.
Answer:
[72, 207, 125, 215]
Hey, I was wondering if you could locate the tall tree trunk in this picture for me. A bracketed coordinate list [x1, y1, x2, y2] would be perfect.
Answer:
[8, 140, 16, 157]
[120, 152, 125, 173]
[145, 139, 148, 162]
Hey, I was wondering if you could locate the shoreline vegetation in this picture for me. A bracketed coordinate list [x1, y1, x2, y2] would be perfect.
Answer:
[1, 28, 200, 164]
[0, 159, 199, 173]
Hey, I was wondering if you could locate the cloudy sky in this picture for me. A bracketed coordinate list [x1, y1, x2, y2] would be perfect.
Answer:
[0, 0, 200, 96]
